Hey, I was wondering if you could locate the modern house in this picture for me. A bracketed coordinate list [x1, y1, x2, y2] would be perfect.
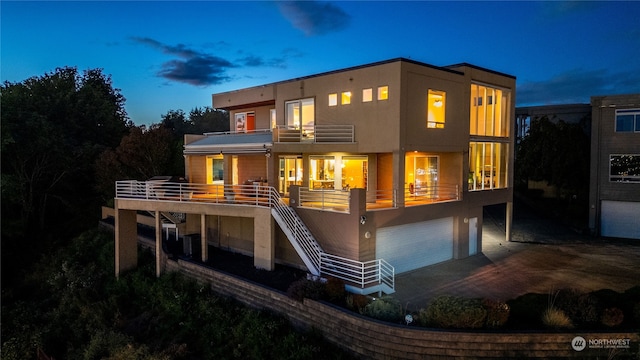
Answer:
[589, 94, 640, 240]
[114, 58, 516, 294]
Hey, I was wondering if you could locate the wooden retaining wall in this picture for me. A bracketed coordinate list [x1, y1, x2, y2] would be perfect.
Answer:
[167, 259, 639, 359]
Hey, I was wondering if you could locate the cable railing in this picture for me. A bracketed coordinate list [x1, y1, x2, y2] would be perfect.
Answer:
[274, 124, 355, 143]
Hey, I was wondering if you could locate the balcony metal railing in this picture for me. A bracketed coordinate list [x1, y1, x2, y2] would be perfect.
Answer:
[298, 188, 351, 213]
[404, 184, 459, 206]
[275, 124, 355, 143]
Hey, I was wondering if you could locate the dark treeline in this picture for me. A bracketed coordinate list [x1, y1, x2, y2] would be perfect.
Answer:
[1, 67, 229, 285]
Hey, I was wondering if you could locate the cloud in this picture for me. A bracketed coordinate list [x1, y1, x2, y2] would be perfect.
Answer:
[277, 1, 350, 36]
[517, 68, 640, 106]
[131, 37, 235, 86]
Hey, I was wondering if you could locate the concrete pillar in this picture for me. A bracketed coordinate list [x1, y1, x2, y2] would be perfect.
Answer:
[253, 208, 274, 270]
[506, 201, 513, 242]
[155, 211, 162, 277]
[201, 214, 208, 262]
[115, 206, 137, 277]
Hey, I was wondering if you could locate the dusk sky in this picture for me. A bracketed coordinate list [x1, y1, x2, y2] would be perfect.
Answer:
[3, 1, 640, 126]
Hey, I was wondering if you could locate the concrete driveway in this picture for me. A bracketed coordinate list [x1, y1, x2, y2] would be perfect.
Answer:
[393, 204, 640, 311]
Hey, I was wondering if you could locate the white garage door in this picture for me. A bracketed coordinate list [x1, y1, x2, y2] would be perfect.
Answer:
[601, 200, 640, 240]
[376, 217, 453, 274]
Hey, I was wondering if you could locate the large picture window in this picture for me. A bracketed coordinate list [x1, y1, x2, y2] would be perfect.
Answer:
[469, 142, 508, 191]
[310, 156, 335, 189]
[610, 154, 640, 182]
[615, 109, 640, 132]
[470, 84, 510, 137]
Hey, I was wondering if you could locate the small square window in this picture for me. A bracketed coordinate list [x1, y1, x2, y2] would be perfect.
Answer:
[378, 86, 388, 100]
[341, 91, 352, 105]
[362, 88, 373, 102]
[328, 93, 337, 106]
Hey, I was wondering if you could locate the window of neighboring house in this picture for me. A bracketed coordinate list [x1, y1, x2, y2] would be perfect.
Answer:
[328, 93, 338, 107]
[610, 154, 640, 182]
[378, 86, 389, 100]
[615, 109, 640, 132]
[309, 156, 335, 189]
[470, 84, 510, 137]
[285, 98, 315, 129]
[341, 156, 368, 190]
[427, 89, 446, 128]
[362, 88, 373, 102]
[206, 155, 224, 184]
[235, 112, 255, 133]
[341, 91, 352, 105]
[468, 142, 508, 191]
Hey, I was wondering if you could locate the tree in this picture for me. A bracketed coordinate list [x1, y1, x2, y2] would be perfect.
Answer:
[1, 67, 132, 278]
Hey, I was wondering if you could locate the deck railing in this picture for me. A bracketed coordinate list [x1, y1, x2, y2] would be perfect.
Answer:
[275, 124, 355, 143]
[298, 188, 351, 213]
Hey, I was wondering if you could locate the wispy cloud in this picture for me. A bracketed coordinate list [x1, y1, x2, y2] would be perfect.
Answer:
[277, 1, 351, 36]
[517, 68, 640, 106]
[131, 37, 295, 86]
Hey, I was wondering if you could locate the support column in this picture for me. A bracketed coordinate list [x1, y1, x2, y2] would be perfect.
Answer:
[506, 201, 513, 242]
[155, 211, 162, 277]
[201, 214, 208, 262]
[115, 206, 137, 277]
[253, 208, 274, 270]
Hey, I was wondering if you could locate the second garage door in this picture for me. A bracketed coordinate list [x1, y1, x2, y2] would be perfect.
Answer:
[601, 200, 640, 240]
[376, 217, 453, 274]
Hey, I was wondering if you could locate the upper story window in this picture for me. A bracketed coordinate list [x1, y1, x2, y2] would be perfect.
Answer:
[341, 91, 352, 105]
[468, 142, 508, 191]
[206, 155, 224, 184]
[328, 93, 338, 107]
[615, 109, 640, 132]
[470, 84, 510, 137]
[378, 86, 389, 101]
[610, 154, 640, 182]
[362, 88, 373, 102]
[270, 109, 276, 129]
[235, 112, 255, 133]
[427, 89, 446, 129]
[285, 98, 314, 129]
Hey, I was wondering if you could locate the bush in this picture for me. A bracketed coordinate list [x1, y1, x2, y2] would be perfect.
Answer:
[507, 293, 547, 329]
[483, 299, 510, 329]
[345, 294, 369, 312]
[601, 307, 624, 327]
[361, 296, 403, 322]
[420, 296, 487, 329]
[324, 277, 346, 303]
[286, 278, 326, 302]
[555, 288, 599, 326]
[542, 307, 573, 329]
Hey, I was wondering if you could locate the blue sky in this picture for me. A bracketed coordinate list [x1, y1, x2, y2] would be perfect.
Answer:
[3, 1, 640, 126]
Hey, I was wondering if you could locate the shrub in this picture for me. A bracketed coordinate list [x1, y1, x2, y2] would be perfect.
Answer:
[346, 294, 369, 312]
[542, 307, 573, 329]
[601, 307, 624, 327]
[555, 288, 599, 326]
[286, 278, 325, 301]
[324, 277, 346, 303]
[361, 296, 403, 322]
[483, 299, 510, 329]
[507, 293, 547, 329]
[420, 296, 487, 329]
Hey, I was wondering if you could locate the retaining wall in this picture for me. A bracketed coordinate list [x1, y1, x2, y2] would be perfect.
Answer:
[166, 259, 638, 359]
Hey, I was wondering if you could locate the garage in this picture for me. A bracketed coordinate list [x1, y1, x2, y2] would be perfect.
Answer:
[376, 217, 453, 274]
[601, 200, 640, 240]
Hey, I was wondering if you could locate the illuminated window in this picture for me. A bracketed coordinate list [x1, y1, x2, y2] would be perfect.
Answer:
[270, 109, 276, 129]
[468, 142, 508, 191]
[206, 155, 224, 184]
[470, 84, 510, 137]
[378, 86, 388, 100]
[341, 156, 368, 190]
[328, 93, 338, 107]
[285, 98, 314, 129]
[610, 154, 640, 182]
[362, 88, 373, 102]
[341, 91, 352, 105]
[427, 89, 446, 129]
[309, 156, 335, 189]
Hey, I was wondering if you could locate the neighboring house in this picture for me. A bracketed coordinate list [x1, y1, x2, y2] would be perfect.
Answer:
[114, 58, 516, 294]
[589, 94, 640, 240]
